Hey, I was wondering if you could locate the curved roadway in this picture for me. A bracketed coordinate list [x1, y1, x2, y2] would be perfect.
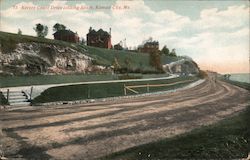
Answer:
[0, 75, 249, 159]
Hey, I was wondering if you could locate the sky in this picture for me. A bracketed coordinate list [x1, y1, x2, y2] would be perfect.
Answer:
[0, 0, 249, 74]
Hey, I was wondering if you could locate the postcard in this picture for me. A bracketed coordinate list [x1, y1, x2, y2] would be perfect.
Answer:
[0, 0, 249, 159]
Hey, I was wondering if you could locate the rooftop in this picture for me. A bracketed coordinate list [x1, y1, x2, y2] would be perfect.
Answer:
[53, 30, 77, 36]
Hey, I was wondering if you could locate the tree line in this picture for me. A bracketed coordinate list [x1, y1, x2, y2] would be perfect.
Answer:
[31, 23, 67, 38]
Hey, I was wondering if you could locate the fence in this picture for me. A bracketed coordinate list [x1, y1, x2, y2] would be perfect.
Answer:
[123, 79, 194, 95]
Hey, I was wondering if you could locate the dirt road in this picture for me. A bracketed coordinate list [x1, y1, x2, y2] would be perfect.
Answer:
[0, 76, 249, 159]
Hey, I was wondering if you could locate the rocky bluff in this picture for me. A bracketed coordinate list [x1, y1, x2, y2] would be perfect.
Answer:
[0, 43, 95, 75]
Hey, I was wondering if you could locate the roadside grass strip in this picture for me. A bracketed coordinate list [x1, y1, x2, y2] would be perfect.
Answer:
[32, 77, 197, 104]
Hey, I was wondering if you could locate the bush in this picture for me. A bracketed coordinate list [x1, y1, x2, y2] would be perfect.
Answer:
[0, 92, 9, 105]
[197, 70, 207, 79]
[0, 38, 17, 53]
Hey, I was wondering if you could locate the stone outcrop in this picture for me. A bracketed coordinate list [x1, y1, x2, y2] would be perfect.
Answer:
[163, 59, 200, 75]
[0, 43, 93, 75]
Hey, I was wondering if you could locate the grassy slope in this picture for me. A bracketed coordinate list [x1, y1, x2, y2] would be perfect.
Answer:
[0, 74, 115, 88]
[0, 73, 170, 88]
[0, 31, 180, 70]
[101, 82, 250, 160]
[222, 79, 250, 90]
[32, 76, 197, 104]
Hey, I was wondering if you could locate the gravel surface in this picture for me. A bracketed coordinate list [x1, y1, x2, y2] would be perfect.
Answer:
[0, 74, 249, 160]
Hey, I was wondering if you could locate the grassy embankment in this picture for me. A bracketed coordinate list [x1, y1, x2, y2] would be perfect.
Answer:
[0, 74, 171, 88]
[222, 79, 250, 90]
[101, 80, 250, 160]
[0, 31, 180, 73]
[32, 76, 197, 104]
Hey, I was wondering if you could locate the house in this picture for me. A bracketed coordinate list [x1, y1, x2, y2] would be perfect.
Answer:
[87, 27, 112, 49]
[138, 41, 159, 53]
[114, 42, 123, 50]
[53, 30, 79, 43]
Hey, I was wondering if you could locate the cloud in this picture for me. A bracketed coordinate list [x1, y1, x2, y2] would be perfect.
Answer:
[195, 5, 249, 30]
[1, 2, 37, 19]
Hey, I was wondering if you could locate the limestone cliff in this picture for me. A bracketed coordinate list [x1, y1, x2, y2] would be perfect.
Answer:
[163, 59, 200, 75]
[0, 43, 93, 75]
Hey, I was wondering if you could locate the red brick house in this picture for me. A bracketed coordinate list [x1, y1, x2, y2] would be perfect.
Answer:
[138, 41, 159, 53]
[53, 30, 79, 43]
[87, 27, 112, 49]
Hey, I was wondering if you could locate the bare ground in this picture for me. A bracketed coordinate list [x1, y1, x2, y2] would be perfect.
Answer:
[0, 76, 250, 160]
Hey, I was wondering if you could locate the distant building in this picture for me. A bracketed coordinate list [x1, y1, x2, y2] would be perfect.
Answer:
[53, 30, 80, 43]
[87, 27, 112, 49]
[138, 41, 159, 53]
[114, 42, 123, 50]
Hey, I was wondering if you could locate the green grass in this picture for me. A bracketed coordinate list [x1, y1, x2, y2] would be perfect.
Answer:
[100, 82, 250, 160]
[0, 31, 75, 50]
[101, 107, 250, 160]
[82, 45, 180, 68]
[32, 76, 197, 104]
[0, 73, 171, 88]
[0, 74, 115, 88]
[223, 79, 250, 90]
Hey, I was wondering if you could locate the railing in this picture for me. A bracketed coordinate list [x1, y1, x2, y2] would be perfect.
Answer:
[123, 79, 194, 95]
[1, 87, 33, 105]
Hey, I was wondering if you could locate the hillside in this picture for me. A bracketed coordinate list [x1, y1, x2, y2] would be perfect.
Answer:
[0, 31, 195, 76]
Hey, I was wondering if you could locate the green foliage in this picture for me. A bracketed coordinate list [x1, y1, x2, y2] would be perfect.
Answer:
[124, 57, 133, 74]
[0, 92, 9, 105]
[170, 48, 177, 57]
[197, 70, 208, 79]
[112, 57, 121, 73]
[0, 38, 17, 54]
[17, 28, 22, 35]
[149, 51, 163, 72]
[53, 23, 66, 32]
[33, 23, 48, 38]
[161, 45, 170, 55]
[124, 57, 132, 68]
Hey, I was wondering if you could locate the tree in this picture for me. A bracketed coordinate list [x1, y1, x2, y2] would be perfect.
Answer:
[112, 57, 121, 73]
[53, 23, 66, 32]
[161, 45, 169, 55]
[33, 23, 48, 38]
[124, 57, 132, 75]
[17, 28, 22, 35]
[149, 51, 163, 72]
[170, 48, 177, 57]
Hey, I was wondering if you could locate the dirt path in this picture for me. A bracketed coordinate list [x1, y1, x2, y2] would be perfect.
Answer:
[0, 75, 249, 160]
